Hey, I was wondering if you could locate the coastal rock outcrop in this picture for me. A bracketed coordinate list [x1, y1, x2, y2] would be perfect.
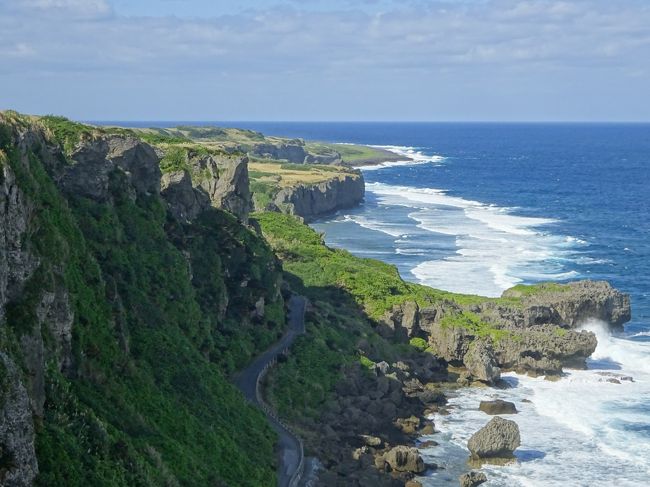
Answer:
[463, 340, 501, 383]
[272, 172, 365, 222]
[494, 281, 631, 329]
[381, 446, 425, 473]
[479, 400, 517, 415]
[459, 471, 488, 487]
[467, 417, 520, 459]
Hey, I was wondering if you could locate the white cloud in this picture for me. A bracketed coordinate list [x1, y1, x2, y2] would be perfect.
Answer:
[0, 0, 649, 120]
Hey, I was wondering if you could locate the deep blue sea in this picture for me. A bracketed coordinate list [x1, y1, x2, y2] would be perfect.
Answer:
[107, 121, 650, 486]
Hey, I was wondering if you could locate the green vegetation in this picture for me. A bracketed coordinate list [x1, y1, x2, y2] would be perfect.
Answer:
[40, 115, 95, 155]
[254, 212, 501, 318]
[440, 311, 511, 342]
[307, 142, 401, 165]
[409, 337, 428, 351]
[0, 116, 284, 486]
[504, 282, 571, 297]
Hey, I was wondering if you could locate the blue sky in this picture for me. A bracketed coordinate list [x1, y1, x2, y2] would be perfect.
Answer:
[1, 0, 649, 121]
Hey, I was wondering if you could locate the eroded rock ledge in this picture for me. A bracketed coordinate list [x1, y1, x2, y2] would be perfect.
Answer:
[270, 172, 365, 222]
[380, 281, 631, 380]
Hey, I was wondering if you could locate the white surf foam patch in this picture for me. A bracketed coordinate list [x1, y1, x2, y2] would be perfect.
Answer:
[425, 320, 650, 487]
[352, 145, 445, 171]
[365, 183, 580, 297]
[341, 214, 409, 238]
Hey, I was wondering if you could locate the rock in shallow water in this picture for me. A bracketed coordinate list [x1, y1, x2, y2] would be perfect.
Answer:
[459, 470, 488, 487]
[479, 399, 518, 415]
[467, 417, 520, 459]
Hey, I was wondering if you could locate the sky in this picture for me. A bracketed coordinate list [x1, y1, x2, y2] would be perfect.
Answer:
[1, 0, 649, 121]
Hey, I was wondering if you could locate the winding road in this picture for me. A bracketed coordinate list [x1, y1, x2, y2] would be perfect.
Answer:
[235, 295, 307, 487]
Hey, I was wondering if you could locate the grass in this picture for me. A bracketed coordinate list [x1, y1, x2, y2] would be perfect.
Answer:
[503, 282, 571, 298]
[254, 212, 508, 319]
[440, 311, 512, 343]
[308, 143, 404, 165]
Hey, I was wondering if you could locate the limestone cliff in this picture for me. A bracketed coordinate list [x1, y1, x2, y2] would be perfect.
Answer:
[271, 172, 365, 222]
[0, 112, 285, 486]
[380, 281, 630, 379]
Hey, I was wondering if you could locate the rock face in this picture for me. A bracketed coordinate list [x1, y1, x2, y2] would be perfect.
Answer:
[272, 173, 365, 222]
[382, 446, 425, 473]
[161, 170, 210, 222]
[459, 471, 488, 487]
[463, 340, 501, 383]
[208, 157, 251, 222]
[0, 353, 39, 487]
[249, 140, 309, 164]
[0, 158, 37, 325]
[160, 153, 251, 223]
[467, 417, 520, 459]
[62, 135, 161, 202]
[479, 400, 517, 415]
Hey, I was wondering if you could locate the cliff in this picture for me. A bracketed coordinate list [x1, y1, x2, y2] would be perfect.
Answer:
[249, 162, 365, 221]
[0, 112, 285, 486]
[271, 173, 365, 222]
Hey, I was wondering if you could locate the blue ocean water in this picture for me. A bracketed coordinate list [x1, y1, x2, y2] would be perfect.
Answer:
[109, 121, 650, 486]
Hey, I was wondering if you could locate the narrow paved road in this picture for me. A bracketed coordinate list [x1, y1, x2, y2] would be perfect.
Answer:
[235, 295, 307, 487]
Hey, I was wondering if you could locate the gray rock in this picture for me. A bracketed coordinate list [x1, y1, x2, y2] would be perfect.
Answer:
[498, 281, 631, 329]
[0, 353, 39, 486]
[459, 471, 487, 487]
[464, 340, 501, 383]
[467, 417, 520, 459]
[160, 170, 210, 222]
[479, 400, 517, 415]
[64, 136, 161, 202]
[271, 172, 364, 222]
[382, 445, 425, 473]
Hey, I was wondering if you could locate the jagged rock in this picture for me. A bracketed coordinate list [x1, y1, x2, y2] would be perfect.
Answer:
[249, 140, 308, 163]
[493, 326, 597, 374]
[467, 417, 520, 459]
[479, 400, 517, 415]
[498, 281, 631, 328]
[0, 353, 39, 486]
[464, 340, 501, 383]
[64, 136, 161, 202]
[395, 416, 420, 435]
[360, 434, 382, 447]
[272, 172, 364, 222]
[382, 446, 425, 473]
[160, 170, 210, 222]
[197, 154, 251, 222]
[459, 471, 487, 487]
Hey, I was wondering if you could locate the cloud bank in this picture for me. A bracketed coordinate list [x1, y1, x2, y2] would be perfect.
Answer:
[1, 0, 649, 120]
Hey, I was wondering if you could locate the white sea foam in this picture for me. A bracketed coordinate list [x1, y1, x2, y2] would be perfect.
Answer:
[425, 320, 650, 486]
[352, 145, 445, 171]
[363, 182, 580, 297]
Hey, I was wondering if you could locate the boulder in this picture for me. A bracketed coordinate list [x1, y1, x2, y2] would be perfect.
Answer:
[459, 471, 487, 487]
[479, 400, 517, 415]
[382, 446, 425, 473]
[467, 417, 520, 459]
[464, 340, 501, 383]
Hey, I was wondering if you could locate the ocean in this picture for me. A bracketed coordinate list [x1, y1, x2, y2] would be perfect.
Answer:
[111, 121, 650, 486]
